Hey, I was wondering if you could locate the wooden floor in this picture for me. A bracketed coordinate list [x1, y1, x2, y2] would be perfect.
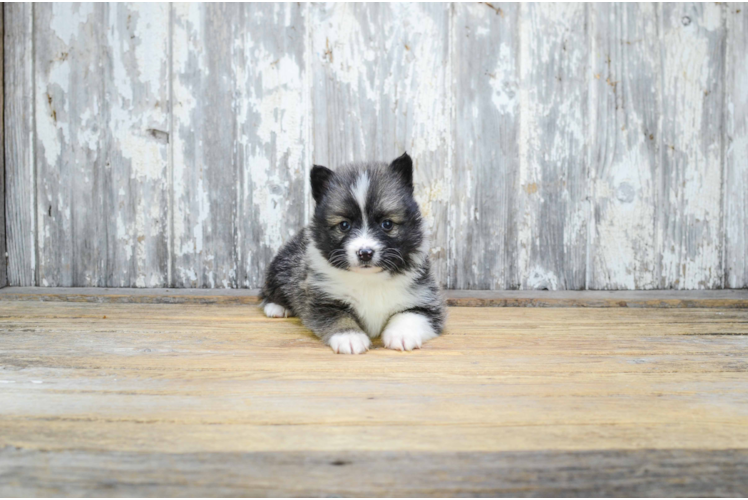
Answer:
[1, 295, 748, 496]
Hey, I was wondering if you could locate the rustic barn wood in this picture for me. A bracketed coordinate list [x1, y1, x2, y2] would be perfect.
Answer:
[4, 3, 35, 287]
[0, 300, 747, 495]
[4, 3, 748, 290]
[171, 3, 307, 289]
[3, 448, 747, 497]
[450, 3, 520, 290]
[725, 5, 748, 289]
[659, 3, 726, 289]
[32, 4, 171, 287]
[0, 4, 5, 288]
[2, 286, 748, 308]
[588, 3, 660, 290]
[515, 3, 589, 291]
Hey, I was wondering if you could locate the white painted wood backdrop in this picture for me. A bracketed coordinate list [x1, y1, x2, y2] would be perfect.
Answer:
[4, 3, 747, 290]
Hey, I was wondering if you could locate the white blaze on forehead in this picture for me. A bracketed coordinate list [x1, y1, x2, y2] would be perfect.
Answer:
[347, 171, 381, 268]
[351, 171, 370, 214]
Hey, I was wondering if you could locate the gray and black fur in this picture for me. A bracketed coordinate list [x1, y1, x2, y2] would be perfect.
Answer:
[260, 153, 445, 354]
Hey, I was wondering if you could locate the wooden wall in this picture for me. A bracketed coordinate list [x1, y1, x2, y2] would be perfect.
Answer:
[3, 3, 747, 290]
[0, 4, 5, 287]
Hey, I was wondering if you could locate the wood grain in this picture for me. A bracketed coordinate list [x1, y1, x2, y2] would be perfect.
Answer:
[33, 4, 170, 287]
[103, 4, 170, 288]
[450, 3, 520, 290]
[234, 3, 307, 289]
[4, 4, 748, 291]
[171, 3, 240, 288]
[0, 301, 747, 495]
[171, 4, 307, 289]
[2, 287, 748, 308]
[0, 4, 5, 288]
[4, 3, 35, 286]
[516, 3, 589, 290]
[725, 4, 748, 288]
[311, 3, 452, 286]
[3, 448, 747, 497]
[659, 3, 726, 289]
[588, 4, 660, 290]
[34, 3, 107, 287]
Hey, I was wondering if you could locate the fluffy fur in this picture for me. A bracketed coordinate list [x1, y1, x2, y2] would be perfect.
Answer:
[260, 152, 446, 354]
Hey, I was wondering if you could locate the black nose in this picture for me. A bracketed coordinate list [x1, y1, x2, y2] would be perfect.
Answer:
[357, 248, 374, 262]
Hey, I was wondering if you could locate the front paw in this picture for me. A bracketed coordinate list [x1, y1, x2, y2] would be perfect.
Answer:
[263, 302, 290, 318]
[328, 331, 371, 355]
[382, 312, 438, 351]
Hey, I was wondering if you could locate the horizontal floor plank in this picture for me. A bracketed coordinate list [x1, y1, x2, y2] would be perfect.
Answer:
[1, 287, 748, 307]
[3, 448, 747, 497]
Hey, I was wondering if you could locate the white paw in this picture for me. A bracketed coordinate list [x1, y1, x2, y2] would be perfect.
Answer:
[328, 331, 371, 355]
[382, 312, 438, 351]
[263, 302, 290, 318]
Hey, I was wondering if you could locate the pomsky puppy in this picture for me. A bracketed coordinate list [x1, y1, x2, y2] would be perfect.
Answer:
[260, 152, 445, 354]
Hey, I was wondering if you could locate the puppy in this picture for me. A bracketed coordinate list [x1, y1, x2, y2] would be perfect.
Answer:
[260, 152, 445, 354]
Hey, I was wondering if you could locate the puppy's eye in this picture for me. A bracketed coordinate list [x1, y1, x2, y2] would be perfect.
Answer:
[381, 219, 394, 232]
[338, 221, 351, 232]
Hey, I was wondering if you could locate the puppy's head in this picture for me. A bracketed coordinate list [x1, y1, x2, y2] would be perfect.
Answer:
[310, 152, 425, 274]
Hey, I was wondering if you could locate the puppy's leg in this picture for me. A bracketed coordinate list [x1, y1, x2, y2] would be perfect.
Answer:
[308, 302, 370, 355]
[382, 311, 439, 351]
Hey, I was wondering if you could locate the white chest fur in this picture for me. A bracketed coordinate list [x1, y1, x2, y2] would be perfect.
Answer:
[307, 246, 422, 337]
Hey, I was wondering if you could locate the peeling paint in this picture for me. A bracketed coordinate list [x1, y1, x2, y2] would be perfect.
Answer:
[8, 3, 745, 290]
[517, 3, 588, 290]
[659, 3, 725, 289]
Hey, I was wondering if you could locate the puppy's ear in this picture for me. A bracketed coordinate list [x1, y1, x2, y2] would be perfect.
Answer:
[311, 165, 334, 204]
[389, 152, 413, 192]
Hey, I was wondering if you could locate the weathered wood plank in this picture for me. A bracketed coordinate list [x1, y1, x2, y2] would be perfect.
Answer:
[34, 3, 106, 286]
[725, 4, 748, 289]
[311, 3, 452, 286]
[1, 286, 748, 308]
[171, 4, 307, 289]
[0, 4, 5, 288]
[34, 4, 170, 287]
[235, 3, 307, 289]
[102, 4, 170, 287]
[4, 3, 35, 286]
[516, 3, 589, 290]
[659, 4, 726, 289]
[588, 4, 660, 290]
[2, 448, 748, 497]
[450, 3, 519, 290]
[172, 3, 240, 288]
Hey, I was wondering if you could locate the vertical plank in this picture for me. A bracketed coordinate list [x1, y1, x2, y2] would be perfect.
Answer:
[588, 4, 660, 290]
[172, 3, 239, 288]
[725, 4, 748, 288]
[450, 3, 519, 289]
[35, 4, 170, 287]
[104, 4, 170, 287]
[35, 3, 104, 286]
[516, 4, 589, 290]
[4, 3, 35, 286]
[658, 3, 725, 289]
[311, 3, 452, 286]
[235, 4, 307, 288]
[0, 4, 5, 288]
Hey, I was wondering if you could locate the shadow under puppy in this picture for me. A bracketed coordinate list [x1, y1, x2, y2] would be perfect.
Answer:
[260, 153, 445, 354]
